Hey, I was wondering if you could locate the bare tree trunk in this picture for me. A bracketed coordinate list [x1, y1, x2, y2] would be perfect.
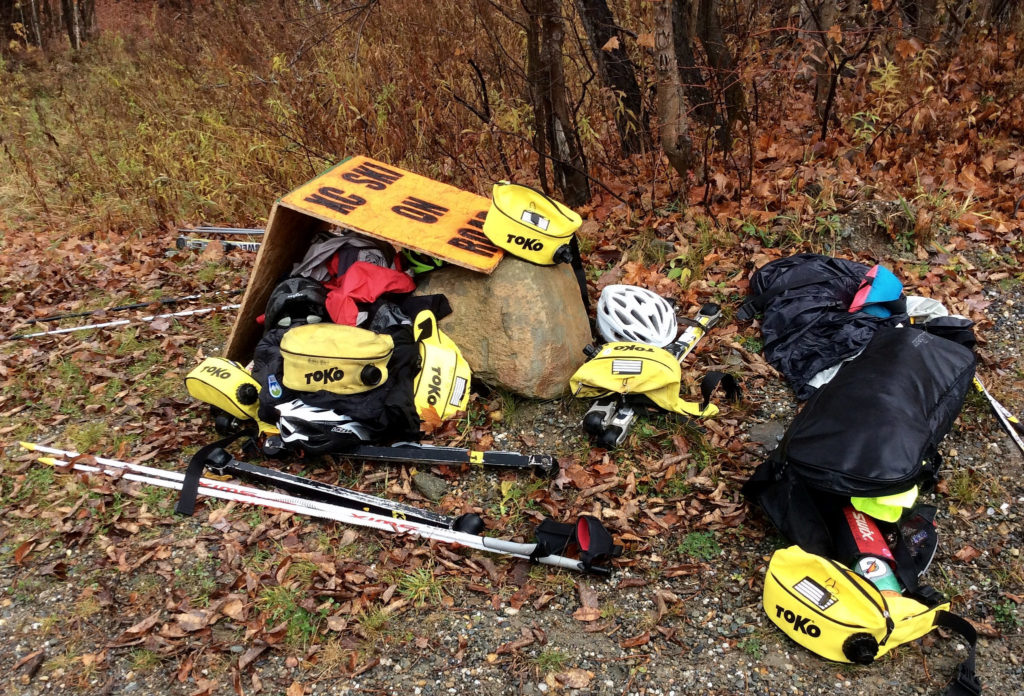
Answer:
[654, 0, 695, 181]
[671, 0, 716, 126]
[80, 0, 96, 41]
[575, 0, 649, 155]
[898, 0, 939, 41]
[28, 0, 44, 46]
[62, 0, 81, 49]
[801, 0, 838, 122]
[696, 0, 745, 148]
[59, 0, 95, 49]
[524, 0, 591, 206]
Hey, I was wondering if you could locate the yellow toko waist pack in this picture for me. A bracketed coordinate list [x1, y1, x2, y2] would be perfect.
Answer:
[569, 342, 719, 417]
[280, 323, 393, 395]
[764, 546, 981, 694]
[185, 357, 261, 421]
[482, 181, 582, 265]
[412, 310, 472, 421]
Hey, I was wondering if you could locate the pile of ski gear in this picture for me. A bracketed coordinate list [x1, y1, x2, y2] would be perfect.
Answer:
[570, 285, 740, 448]
[741, 254, 984, 695]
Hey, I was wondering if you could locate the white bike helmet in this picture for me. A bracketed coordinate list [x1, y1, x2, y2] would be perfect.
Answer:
[596, 285, 677, 347]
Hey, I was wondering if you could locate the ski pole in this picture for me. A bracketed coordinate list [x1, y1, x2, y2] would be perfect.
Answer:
[192, 446, 483, 532]
[260, 437, 557, 476]
[176, 237, 261, 253]
[20, 289, 243, 326]
[22, 442, 481, 533]
[178, 226, 264, 236]
[973, 377, 1024, 456]
[35, 455, 611, 575]
[9, 304, 240, 340]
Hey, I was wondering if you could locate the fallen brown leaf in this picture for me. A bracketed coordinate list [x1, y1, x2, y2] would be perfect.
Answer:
[620, 631, 650, 649]
[551, 668, 594, 688]
[123, 610, 162, 636]
[954, 545, 982, 563]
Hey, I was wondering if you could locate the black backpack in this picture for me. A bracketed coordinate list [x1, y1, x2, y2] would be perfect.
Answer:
[743, 327, 976, 589]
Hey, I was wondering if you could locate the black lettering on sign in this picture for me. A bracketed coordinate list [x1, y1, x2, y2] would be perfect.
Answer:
[305, 186, 367, 215]
[341, 162, 404, 191]
[448, 237, 498, 257]
[457, 227, 492, 246]
[466, 210, 487, 229]
[445, 211, 500, 258]
[392, 197, 449, 224]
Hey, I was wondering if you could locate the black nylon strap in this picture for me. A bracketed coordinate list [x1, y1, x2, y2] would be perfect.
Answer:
[890, 524, 925, 596]
[698, 371, 742, 410]
[174, 432, 247, 516]
[935, 610, 981, 696]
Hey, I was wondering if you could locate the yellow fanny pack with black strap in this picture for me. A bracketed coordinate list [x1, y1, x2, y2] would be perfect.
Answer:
[412, 310, 472, 421]
[280, 323, 393, 395]
[569, 342, 719, 417]
[482, 181, 582, 265]
[185, 357, 262, 421]
[764, 546, 982, 695]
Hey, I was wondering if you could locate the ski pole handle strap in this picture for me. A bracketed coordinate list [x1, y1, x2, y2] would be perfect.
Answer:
[935, 610, 981, 696]
[174, 433, 247, 516]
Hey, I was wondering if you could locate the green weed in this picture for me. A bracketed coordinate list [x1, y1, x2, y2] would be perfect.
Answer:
[257, 585, 328, 648]
[533, 649, 568, 673]
[130, 648, 164, 672]
[738, 636, 764, 659]
[993, 601, 1020, 629]
[739, 335, 763, 353]
[677, 531, 721, 561]
[173, 558, 220, 607]
[396, 567, 444, 607]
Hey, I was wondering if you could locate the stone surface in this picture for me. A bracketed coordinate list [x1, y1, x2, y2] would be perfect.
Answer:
[415, 256, 593, 399]
[412, 472, 448, 502]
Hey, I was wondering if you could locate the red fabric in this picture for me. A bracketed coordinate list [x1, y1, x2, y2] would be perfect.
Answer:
[324, 261, 416, 325]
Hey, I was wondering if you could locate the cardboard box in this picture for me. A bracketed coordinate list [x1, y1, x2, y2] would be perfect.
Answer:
[224, 157, 502, 361]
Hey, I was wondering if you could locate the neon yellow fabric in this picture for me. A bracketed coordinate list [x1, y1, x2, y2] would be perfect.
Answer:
[851, 486, 919, 523]
[569, 342, 718, 417]
[412, 310, 472, 420]
[482, 181, 581, 265]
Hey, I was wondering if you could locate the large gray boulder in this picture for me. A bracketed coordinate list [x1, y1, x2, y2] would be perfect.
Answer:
[415, 257, 593, 399]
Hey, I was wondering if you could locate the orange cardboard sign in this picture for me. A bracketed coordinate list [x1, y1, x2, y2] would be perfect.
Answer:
[279, 156, 502, 273]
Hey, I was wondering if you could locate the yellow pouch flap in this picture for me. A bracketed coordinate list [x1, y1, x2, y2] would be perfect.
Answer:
[185, 357, 261, 421]
[413, 310, 472, 420]
[877, 594, 949, 659]
[280, 323, 392, 395]
[569, 343, 718, 417]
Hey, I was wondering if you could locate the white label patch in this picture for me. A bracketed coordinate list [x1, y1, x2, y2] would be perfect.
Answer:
[794, 577, 837, 610]
[611, 359, 643, 375]
[521, 210, 550, 231]
[450, 376, 467, 407]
